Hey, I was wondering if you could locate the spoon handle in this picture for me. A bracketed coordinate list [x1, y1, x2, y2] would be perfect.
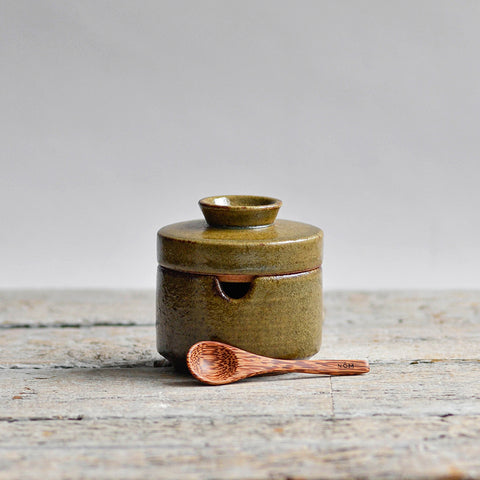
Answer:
[259, 358, 370, 376]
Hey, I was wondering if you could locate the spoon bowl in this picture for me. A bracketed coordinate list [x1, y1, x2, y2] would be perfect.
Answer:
[187, 341, 239, 383]
[187, 341, 370, 385]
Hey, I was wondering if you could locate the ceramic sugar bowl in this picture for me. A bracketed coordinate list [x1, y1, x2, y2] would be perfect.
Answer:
[156, 195, 324, 371]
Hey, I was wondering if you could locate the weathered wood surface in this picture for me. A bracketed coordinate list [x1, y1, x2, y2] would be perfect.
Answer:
[1, 290, 479, 479]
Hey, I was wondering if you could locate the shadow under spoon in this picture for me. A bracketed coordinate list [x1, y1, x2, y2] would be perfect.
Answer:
[187, 341, 370, 385]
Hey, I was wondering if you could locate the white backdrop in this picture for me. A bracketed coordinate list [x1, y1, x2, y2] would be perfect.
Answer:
[1, 1, 479, 289]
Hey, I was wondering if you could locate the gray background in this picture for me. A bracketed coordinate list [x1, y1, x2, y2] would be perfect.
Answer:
[1, 1, 479, 289]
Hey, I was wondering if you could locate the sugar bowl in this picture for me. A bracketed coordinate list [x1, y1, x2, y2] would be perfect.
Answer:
[156, 195, 323, 370]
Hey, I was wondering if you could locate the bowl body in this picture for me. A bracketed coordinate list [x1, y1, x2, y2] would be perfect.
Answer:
[156, 266, 323, 371]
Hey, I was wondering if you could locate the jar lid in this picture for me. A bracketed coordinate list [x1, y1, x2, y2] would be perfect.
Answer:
[157, 195, 323, 276]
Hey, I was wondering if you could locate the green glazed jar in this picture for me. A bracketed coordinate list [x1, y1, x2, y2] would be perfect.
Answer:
[156, 195, 323, 371]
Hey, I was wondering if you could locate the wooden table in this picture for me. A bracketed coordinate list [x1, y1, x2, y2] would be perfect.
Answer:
[1, 290, 479, 479]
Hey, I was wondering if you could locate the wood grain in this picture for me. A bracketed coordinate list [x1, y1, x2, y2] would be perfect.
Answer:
[187, 341, 369, 385]
[1, 290, 479, 480]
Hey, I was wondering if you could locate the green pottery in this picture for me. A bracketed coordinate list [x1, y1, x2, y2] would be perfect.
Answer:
[156, 195, 324, 371]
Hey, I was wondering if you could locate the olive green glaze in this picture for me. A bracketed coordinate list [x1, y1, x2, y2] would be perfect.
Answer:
[156, 195, 324, 371]
[156, 266, 323, 371]
[158, 219, 323, 276]
[199, 195, 282, 227]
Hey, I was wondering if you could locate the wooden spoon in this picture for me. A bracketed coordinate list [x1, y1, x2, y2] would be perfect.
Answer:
[187, 341, 370, 385]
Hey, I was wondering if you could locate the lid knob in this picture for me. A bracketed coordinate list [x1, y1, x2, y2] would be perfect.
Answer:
[199, 195, 282, 228]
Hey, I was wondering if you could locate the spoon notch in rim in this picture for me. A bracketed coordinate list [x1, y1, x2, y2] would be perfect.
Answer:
[187, 341, 370, 385]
